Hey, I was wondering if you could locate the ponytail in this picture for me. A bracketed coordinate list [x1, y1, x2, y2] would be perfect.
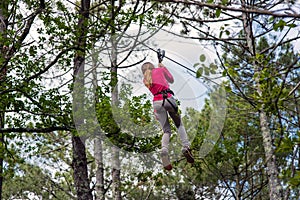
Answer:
[141, 62, 155, 88]
[144, 69, 152, 88]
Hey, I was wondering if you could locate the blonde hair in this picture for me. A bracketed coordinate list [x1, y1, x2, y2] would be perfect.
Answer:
[141, 62, 155, 88]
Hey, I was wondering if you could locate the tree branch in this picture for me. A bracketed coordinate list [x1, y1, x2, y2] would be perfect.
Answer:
[25, 46, 82, 82]
[7, 0, 45, 61]
[0, 126, 72, 133]
[156, 0, 300, 18]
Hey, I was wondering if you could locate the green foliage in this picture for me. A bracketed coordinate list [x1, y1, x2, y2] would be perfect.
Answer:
[194, 54, 219, 78]
[95, 84, 161, 153]
[274, 19, 287, 31]
[222, 29, 300, 197]
[288, 170, 300, 188]
[273, 19, 296, 31]
[192, 92, 268, 198]
[1, 0, 80, 198]
[3, 163, 73, 199]
[95, 94, 121, 135]
[127, 95, 152, 125]
[2, 130, 74, 199]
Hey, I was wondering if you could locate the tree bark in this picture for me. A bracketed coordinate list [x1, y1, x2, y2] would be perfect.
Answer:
[95, 137, 105, 200]
[72, 0, 93, 199]
[241, 0, 283, 199]
[72, 136, 92, 200]
[0, 2, 8, 199]
[259, 112, 283, 199]
[92, 47, 105, 200]
[235, 172, 241, 200]
[110, 29, 122, 200]
[112, 147, 121, 200]
[0, 118, 3, 200]
[110, 0, 122, 199]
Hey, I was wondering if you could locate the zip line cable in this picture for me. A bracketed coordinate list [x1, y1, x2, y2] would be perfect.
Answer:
[143, 42, 218, 91]
[141, 42, 197, 74]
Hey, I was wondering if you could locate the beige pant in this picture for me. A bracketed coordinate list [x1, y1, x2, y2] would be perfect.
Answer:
[153, 97, 190, 153]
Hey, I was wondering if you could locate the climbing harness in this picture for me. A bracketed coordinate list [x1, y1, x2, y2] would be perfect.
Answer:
[154, 89, 178, 113]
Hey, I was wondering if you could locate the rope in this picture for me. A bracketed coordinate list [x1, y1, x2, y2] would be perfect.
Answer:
[141, 42, 197, 74]
[143, 43, 218, 93]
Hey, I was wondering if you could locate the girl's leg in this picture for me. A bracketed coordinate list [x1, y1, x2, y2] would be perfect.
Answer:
[153, 100, 172, 153]
[153, 100, 173, 170]
[164, 97, 194, 163]
[164, 97, 190, 148]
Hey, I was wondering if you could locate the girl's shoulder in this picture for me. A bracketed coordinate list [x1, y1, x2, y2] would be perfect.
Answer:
[154, 67, 166, 72]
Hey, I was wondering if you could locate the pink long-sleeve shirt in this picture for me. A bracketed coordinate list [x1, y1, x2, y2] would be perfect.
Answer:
[144, 67, 174, 101]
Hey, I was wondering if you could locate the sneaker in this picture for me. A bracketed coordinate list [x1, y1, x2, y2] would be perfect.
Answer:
[161, 151, 172, 171]
[182, 147, 194, 164]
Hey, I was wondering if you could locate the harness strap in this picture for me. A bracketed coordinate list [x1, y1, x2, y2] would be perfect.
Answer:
[154, 89, 174, 97]
[155, 89, 178, 113]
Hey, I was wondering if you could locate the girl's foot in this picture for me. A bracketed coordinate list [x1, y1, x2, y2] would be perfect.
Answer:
[161, 151, 172, 170]
[182, 147, 194, 164]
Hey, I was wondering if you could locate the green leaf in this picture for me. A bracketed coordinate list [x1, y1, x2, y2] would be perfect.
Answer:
[210, 63, 218, 70]
[196, 68, 203, 78]
[287, 23, 296, 28]
[219, 30, 223, 38]
[209, 63, 217, 74]
[227, 67, 238, 77]
[222, 70, 227, 77]
[204, 66, 210, 76]
[288, 171, 300, 187]
[274, 19, 286, 31]
[216, 8, 221, 17]
[221, 0, 228, 5]
[199, 54, 206, 62]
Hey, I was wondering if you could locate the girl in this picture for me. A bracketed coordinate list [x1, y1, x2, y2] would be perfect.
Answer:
[141, 62, 194, 170]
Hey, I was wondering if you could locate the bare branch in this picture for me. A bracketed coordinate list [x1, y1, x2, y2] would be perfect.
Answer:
[156, 0, 300, 18]
[25, 46, 81, 82]
[0, 126, 72, 133]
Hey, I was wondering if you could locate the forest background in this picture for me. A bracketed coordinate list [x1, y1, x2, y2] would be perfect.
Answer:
[0, 0, 300, 199]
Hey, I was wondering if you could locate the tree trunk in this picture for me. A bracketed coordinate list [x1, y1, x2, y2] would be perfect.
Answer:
[110, 0, 122, 199]
[259, 112, 282, 199]
[72, 0, 93, 199]
[0, 120, 3, 200]
[110, 31, 122, 200]
[91, 47, 106, 200]
[235, 172, 241, 200]
[72, 136, 92, 200]
[95, 137, 105, 200]
[112, 147, 121, 200]
[0, 3, 8, 199]
[241, 0, 283, 199]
